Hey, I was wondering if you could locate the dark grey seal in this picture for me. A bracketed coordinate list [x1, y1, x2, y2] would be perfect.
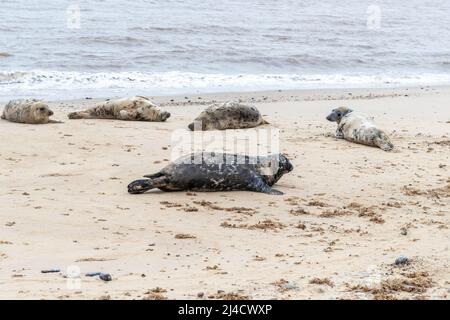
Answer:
[128, 152, 293, 195]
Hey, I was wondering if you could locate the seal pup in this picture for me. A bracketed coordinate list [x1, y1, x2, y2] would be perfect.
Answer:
[128, 152, 293, 195]
[326, 107, 394, 151]
[68, 96, 170, 121]
[188, 101, 268, 131]
[1, 99, 57, 124]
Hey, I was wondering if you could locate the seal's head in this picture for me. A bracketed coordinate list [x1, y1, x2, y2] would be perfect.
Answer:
[31, 102, 53, 123]
[326, 107, 353, 123]
[266, 153, 294, 185]
[160, 111, 171, 122]
[278, 153, 294, 174]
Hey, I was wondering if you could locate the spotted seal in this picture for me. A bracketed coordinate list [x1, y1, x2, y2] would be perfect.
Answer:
[68, 96, 170, 121]
[188, 101, 268, 131]
[1, 99, 57, 124]
[326, 107, 394, 151]
[128, 152, 293, 195]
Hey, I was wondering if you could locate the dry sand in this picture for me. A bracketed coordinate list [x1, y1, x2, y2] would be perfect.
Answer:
[0, 86, 449, 300]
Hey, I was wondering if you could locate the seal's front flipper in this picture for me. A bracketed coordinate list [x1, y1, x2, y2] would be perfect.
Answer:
[128, 176, 167, 194]
[119, 110, 138, 120]
[266, 188, 284, 195]
[335, 127, 344, 139]
[248, 176, 284, 195]
[258, 184, 284, 195]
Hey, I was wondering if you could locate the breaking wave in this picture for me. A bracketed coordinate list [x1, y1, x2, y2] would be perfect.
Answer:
[1, 70, 450, 101]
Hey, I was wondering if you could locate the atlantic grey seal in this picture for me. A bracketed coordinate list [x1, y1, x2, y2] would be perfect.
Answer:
[68, 96, 170, 121]
[188, 101, 268, 131]
[326, 107, 394, 151]
[1, 99, 56, 124]
[128, 152, 293, 195]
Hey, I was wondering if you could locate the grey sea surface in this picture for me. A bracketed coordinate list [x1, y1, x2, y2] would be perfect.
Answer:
[1, 0, 450, 99]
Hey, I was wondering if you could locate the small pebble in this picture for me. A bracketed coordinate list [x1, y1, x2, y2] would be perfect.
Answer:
[85, 272, 101, 277]
[41, 269, 60, 273]
[99, 273, 112, 281]
[395, 256, 409, 266]
[281, 282, 298, 290]
[197, 292, 204, 298]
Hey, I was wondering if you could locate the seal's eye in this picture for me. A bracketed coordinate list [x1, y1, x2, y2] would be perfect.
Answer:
[39, 107, 46, 112]
[336, 112, 341, 117]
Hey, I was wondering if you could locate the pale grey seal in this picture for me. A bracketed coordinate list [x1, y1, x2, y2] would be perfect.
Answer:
[68, 96, 170, 121]
[1, 99, 56, 124]
[326, 107, 394, 151]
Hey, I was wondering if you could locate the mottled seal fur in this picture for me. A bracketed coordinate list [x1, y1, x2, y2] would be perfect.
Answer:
[188, 101, 268, 131]
[326, 107, 394, 151]
[128, 152, 293, 195]
[68, 96, 170, 121]
[1, 99, 56, 124]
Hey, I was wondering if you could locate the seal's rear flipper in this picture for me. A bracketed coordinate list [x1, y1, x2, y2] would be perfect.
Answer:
[68, 112, 83, 119]
[68, 111, 93, 119]
[374, 135, 394, 152]
[128, 177, 167, 194]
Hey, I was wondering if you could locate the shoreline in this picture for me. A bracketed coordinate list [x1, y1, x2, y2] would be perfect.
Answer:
[45, 84, 446, 110]
[1, 85, 449, 300]
[1, 82, 448, 104]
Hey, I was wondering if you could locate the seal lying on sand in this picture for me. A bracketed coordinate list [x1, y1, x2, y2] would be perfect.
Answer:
[128, 152, 293, 195]
[1, 99, 57, 124]
[326, 107, 394, 151]
[68, 96, 170, 121]
[188, 101, 268, 131]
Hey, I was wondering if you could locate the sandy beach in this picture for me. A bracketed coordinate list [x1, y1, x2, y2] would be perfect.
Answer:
[0, 86, 449, 300]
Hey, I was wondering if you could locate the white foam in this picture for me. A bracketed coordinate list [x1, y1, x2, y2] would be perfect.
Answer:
[1, 70, 450, 101]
